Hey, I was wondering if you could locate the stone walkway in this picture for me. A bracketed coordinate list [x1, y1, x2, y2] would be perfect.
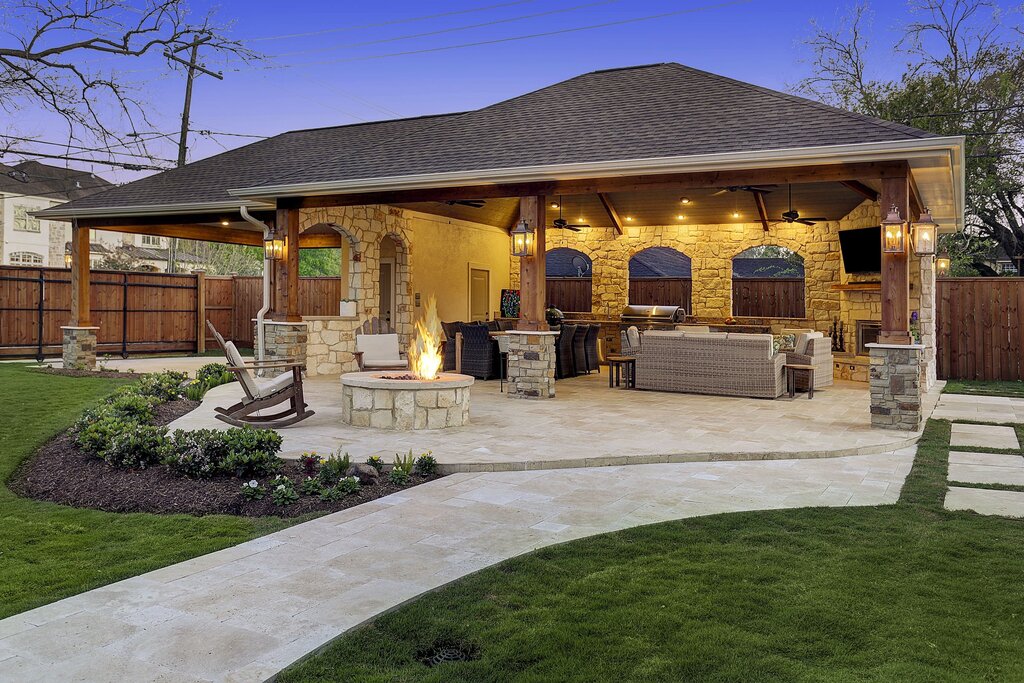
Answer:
[0, 451, 914, 682]
[932, 392, 1024, 423]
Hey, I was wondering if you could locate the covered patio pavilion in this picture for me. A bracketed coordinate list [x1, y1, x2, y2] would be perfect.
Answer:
[39, 63, 965, 433]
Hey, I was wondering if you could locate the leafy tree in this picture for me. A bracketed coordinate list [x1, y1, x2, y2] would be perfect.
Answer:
[178, 240, 262, 276]
[798, 0, 1024, 273]
[96, 246, 147, 271]
[299, 248, 342, 277]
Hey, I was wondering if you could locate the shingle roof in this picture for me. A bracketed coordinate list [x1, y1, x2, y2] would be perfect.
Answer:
[0, 160, 113, 201]
[628, 246, 692, 278]
[41, 63, 934, 216]
[732, 257, 805, 278]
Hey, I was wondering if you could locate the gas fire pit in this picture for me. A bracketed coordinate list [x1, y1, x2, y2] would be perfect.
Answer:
[340, 372, 474, 430]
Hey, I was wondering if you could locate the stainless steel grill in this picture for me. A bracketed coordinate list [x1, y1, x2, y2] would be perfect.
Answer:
[619, 304, 685, 329]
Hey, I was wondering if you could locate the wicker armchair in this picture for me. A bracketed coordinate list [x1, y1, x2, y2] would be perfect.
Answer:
[584, 324, 600, 372]
[458, 323, 496, 379]
[619, 325, 641, 357]
[441, 321, 462, 372]
[572, 325, 589, 375]
[786, 333, 833, 390]
[556, 324, 578, 379]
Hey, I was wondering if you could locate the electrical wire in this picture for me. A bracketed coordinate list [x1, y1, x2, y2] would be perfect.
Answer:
[0, 150, 169, 171]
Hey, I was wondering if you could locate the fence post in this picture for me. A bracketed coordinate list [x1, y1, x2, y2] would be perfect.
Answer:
[121, 273, 129, 358]
[194, 270, 206, 354]
[36, 269, 45, 362]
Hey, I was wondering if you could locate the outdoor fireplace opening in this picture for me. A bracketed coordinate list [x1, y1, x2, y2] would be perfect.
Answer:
[856, 320, 882, 355]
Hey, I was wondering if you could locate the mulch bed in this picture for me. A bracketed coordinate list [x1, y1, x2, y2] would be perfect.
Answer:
[10, 398, 442, 518]
[31, 367, 142, 379]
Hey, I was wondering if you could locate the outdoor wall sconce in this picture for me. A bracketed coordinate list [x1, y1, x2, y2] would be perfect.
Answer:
[264, 232, 285, 260]
[911, 208, 937, 256]
[936, 251, 951, 275]
[510, 218, 535, 257]
[64, 242, 72, 268]
[882, 205, 907, 254]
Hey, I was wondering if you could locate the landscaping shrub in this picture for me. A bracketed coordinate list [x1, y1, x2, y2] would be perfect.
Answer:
[222, 449, 282, 479]
[166, 427, 283, 479]
[318, 453, 351, 487]
[183, 379, 206, 402]
[102, 424, 170, 469]
[270, 475, 299, 506]
[167, 429, 230, 478]
[366, 455, 384, 473]
[299, 452, 323, 477]
[300, 476, 324, 496]
[241, 479, 266, 500]
[319, 476, 360, 501]
[414, 452, 437, 475]
[77, 415, 137, 456]
[134, 371, 188, 401]
[196, 363, 230, 386]
[105, 392, 162, 422]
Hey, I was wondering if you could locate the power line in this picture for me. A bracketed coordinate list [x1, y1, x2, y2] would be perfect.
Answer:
[271, 0, 623, 58]
[0, 150, 169, 171]
[0, 135, 177, 163]
[247, 0, 539, 42]
[272, 0, 753, 67]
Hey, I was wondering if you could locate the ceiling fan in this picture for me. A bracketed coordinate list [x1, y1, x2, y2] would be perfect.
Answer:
[551, 196, 590, 231]
[710, 185, 776, 197]
[774, 185, 827, 226]
[441, 199, 486, 208]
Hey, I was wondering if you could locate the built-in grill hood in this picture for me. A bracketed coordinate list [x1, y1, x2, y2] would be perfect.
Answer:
[620, 305, 685, 326]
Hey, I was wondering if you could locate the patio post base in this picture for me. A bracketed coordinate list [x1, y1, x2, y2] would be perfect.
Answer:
[506, 331, 557, 399]
[61, 326, 99, 370]
[868, 343, 923, 431]
[255, 320, 308, 377]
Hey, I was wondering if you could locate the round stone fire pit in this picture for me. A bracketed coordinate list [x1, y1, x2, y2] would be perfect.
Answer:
[340, 372, 474, 430]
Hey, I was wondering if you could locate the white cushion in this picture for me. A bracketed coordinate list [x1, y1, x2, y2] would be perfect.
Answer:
[356, 333, 401, 362]
[685, 332, 729, 339]
[364, 359, 409, 369]
[674, 325, 711, 333]
[795, 331, 824, 355]
[224, 341, 259, 398]
[256, 372, 294, 398]
[626, 326, 641, 349]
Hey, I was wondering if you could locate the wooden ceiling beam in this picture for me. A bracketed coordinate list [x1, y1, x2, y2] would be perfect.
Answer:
[86, 222, 263, 247]
[908, 176, 925, 220]
[75, 211, 272, 229]
[597, 193, 624, 234]
[752, 190, 771, 232]
[839, 180, 879, 202]
[278, 161, 911, 209]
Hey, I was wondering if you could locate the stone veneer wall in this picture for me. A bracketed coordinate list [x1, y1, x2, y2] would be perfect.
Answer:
[869, 344, 923, 430]
[506, 332, 557, 399]
[259, 322, 308, 378]
[61, 326, 97, 370]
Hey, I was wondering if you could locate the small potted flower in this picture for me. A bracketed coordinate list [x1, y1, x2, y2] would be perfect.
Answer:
[339, 298, 357, 317]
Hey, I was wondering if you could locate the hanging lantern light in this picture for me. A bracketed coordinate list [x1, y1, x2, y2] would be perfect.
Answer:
[63, 242, 73, 268]
[882, 204, 906, 254]
[936, 250, 951, 275]
[911, 208, 938, 256]
[263, 231, 285, 260]
[510, 218, 535, 257]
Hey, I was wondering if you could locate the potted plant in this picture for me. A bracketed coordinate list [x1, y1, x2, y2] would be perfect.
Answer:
[339, 299, 357, 317]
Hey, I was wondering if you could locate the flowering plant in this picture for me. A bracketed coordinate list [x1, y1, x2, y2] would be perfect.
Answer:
[241, 479, 265, 500]
[366, 455, 385, 473]
[910, 310, 921, 344]
[270, 475, 299, 505]
[299, 451, 323, 477]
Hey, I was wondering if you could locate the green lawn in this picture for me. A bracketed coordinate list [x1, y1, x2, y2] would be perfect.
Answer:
[0, 364, 290, 619]
[281, 420, 1024, 683]
[943, 379, 1024, 398]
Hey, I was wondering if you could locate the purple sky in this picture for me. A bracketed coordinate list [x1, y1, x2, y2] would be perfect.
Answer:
[4, 0, 1021, 184]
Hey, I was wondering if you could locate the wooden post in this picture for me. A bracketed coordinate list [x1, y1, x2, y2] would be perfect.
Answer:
[69, 224, 91, 326]
[193, 269, 206, 354]
[879, 175, 912, 345]
[518, 195, 547, 331]
[273, 207, 302, 322]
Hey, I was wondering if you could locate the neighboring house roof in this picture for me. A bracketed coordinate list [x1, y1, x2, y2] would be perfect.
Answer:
[629, 246, 693, 278]
[0, 160, 113, 201]
[732, 257, 805, 278]
[546, 247, 593, 278]
[40, 63, 935, 217]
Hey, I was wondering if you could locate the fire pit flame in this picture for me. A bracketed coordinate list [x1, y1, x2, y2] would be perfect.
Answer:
[408, 296, 443, 380]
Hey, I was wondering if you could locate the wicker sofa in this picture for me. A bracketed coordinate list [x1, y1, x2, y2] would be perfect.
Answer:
[635, 330, 786, 398]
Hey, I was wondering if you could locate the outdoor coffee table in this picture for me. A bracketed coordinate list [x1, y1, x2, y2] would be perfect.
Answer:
[785, 363, 815, 399]
[605, 355, 636, 389]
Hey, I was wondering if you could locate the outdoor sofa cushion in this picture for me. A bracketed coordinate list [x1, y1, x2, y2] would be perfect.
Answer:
[356, 333, 402, 363]
[224, 341, 260, 398]
[795, 331, 824, 355]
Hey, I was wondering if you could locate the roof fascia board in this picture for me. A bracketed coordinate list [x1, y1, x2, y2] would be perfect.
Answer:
[33, 199, 275, 221]
[229, 137, 966, 199]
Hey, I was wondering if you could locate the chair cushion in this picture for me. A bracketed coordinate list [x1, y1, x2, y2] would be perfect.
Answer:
[795, 331, 824, 355]
[363, 359, 409, 369]
[674, 325, 711, 333]
[626, 326, 641, 349]
[224, 341, 259, 398]
[357, 333, 401, 362]
[256, 371, 294, 398]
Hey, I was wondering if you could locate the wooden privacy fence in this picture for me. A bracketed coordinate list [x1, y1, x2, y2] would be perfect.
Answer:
[0, 265, 199, 359]
[732, 278, 806, 318]
[936, 277, 1024, 381]
[546, 278, 593, 313]
[629, 278, 693, 313]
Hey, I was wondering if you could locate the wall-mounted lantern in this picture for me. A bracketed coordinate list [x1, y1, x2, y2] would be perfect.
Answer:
[881, 205, 907, 254]
[64, 242, 73, 268]
[510, 218, 535, 257]
[263, 231, 285, 260]
[936, 251, 951, 275]
[911, 208, 938, 256]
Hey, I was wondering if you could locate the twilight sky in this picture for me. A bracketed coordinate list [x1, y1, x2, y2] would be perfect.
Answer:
[4, 0, 1021, 184]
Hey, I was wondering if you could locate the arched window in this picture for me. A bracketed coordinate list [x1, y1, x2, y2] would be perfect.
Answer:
[628, 247, 692, 313]
[731, 246, 805, 318]
[545, 248, 592, 312]
[9, 251, 43, 266]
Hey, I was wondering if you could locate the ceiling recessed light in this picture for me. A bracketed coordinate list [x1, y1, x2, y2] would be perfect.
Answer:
[220, 220, 229, 226]
[677, 214, 686, 220]
[679, 197, 691, 205]
[550, 202, 559, 209]
[578, 217, 585, 223]
[732, 211, 741, 219]
[625, 216, 634, 221]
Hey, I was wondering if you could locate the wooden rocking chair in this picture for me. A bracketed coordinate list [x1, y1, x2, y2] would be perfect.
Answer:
[206, 321, 315, 428]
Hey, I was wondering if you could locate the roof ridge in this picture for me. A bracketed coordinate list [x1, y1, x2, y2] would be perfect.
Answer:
[664, 63, 934, 140]
[283, 111, 463, 135]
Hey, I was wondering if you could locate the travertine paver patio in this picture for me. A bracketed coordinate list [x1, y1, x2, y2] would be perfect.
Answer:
[932, 393, 1024, 423]
[171, 373, 941, 470]
[949, 423, 1021, 450]
[0, 450, 914, 683]
[948, 451, 1024, 486]
[945, 486, 1024, 518]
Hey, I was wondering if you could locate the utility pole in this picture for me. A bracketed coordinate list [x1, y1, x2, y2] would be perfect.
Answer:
[164, 33, 223, 273]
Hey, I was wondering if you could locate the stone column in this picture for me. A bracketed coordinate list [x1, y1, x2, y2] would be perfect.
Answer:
[61, 326, 99, 370]
[917, 257, 937, 390]
[868, 343, 923, 431]
[255, 320, 308, 377]
[506, 330, 558, 399]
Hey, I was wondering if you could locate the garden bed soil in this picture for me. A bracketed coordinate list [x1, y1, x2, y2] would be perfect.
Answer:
[11, 398, 442, 518]
[32, 367, 141, 379]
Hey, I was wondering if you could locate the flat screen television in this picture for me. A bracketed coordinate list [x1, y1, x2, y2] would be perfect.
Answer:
[839, 226, 882, 274]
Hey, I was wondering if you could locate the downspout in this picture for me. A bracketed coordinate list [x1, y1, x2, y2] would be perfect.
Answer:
[239, 206, 271, 361]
